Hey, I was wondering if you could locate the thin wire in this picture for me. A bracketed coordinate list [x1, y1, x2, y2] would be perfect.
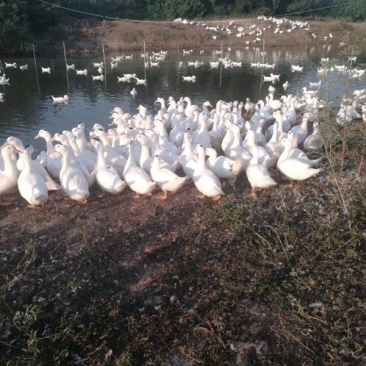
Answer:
[39, 0, 359, 23]
[279, 1, 357, 17]
[38, 0, 120, 20]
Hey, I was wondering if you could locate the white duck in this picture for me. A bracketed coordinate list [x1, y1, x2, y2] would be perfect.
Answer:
[150, 155, 188, 199]
[145, 129, 181, 171]
[123, 141, 156, 197]
[193, 112, 211, 149]
[169, 112, 186, 147]
[72, 123, 97, 156]
[134, 133, 173, 174]
[41, 67, 51, 74]
[205, 147, 242, 179]
[303, 122, 324, 152]
[246, 145, 277, 196]
[53, 133, 95, 188]
[192, 145, 225, 200]
[277, 138, 322, 183]
[244, 130, 278, 168]
[179, 129, 198, 178]
[92, 138, 127, 195]
[92, 129, 127, 178]
[130, 88, 137, 98]
[35, 129, 62, 179]
[289, 113, 309, 145]
[55, 144, 90, 203]
[63, 130, 96, 173]
[52, 95, 69, 104]
[0, 145, 19, 205]
[286, 131, 320, 166]
[17, 145, 49, 206]
[182, 75, 196, 82]
[6, 136, 59, 190]
[224, 123, 251, 171]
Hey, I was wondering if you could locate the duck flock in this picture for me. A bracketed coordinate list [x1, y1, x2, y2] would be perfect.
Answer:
[1, 14, 366, 207]
[0, 79, 365, 208]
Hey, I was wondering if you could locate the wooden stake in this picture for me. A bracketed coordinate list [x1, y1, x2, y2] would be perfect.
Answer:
[33, 44, 41, 94]
[102, 42, 107, 87]
[219, 40, 223, 87]
[144, 39, 147, 81]
[63, 41, 69, 90]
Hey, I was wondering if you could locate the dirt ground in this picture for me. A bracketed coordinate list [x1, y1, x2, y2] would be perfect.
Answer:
[34, 17, 366, 57]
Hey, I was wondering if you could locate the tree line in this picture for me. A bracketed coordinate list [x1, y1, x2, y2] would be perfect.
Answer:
[0, 0, 365, 54]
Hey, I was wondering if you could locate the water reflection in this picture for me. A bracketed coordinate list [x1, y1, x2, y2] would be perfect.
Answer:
[0, 44, 365, 150]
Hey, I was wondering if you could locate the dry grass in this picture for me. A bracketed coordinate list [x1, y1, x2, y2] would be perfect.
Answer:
[33, 17, 366, 57]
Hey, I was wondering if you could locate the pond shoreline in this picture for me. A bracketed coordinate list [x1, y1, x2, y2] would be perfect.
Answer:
[24, 17, 366, 58]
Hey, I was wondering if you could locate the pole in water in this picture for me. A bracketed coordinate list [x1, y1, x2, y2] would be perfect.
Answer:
[177, 44, 180, 82]
[102, 42, 107, 88]
[219, 41, 223, 87]
[63, 41, 70, 90]
[33, 44, 41, 94]
[144, 39, 147, 82]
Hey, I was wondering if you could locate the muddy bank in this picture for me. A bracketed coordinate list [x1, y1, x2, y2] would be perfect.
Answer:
[33, 17, 366, 57]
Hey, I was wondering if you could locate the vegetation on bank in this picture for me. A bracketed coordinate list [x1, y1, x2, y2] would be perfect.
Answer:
[0, 0, 365, 54]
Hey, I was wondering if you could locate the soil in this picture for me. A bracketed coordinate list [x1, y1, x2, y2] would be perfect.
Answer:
[33, 17, 366, 57]
[1, 17, 366, 366]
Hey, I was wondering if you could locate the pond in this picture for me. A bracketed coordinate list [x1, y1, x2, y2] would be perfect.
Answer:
[0, 43, 365, 151]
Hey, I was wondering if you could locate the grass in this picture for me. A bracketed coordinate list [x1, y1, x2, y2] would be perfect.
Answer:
[1, 149, 365, 365]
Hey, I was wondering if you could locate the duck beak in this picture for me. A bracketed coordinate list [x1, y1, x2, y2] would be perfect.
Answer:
[35, 133, 40, 139]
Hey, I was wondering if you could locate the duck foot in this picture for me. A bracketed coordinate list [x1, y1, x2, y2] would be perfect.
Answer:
[133, 193, 141, 198]
[196, 193, 206, 199]
[27, 205, 39, 209]
[97, 191, 107, 198]
[212, 195, 222, 201]
[79, 199, 88, 205]
[250, 188, 257, 198]
[157, 192, 168, 200]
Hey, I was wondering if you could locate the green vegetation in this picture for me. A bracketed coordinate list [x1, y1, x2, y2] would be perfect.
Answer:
[0, 0, 365, 54]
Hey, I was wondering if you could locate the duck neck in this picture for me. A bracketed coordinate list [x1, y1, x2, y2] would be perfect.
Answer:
[126, 143, 137, 170]
[278, 142, 292, 162]
[139, 142, 152, 166]
[3, 150, 18, 174]
[95, 142, 107, 170]
[98, 131, 111, 147]
[197, 148, 206, 170]
[231, 125, 242, 148]
[76, 132, 90, 152]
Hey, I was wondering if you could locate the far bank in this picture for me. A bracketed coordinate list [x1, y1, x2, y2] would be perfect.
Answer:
[25, 18, 366, 58]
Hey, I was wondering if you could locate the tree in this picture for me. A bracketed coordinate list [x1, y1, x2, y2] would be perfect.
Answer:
[333, 0, 366, 21]
[146, 0, 212, 20]
[0, 0, 29, 53]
